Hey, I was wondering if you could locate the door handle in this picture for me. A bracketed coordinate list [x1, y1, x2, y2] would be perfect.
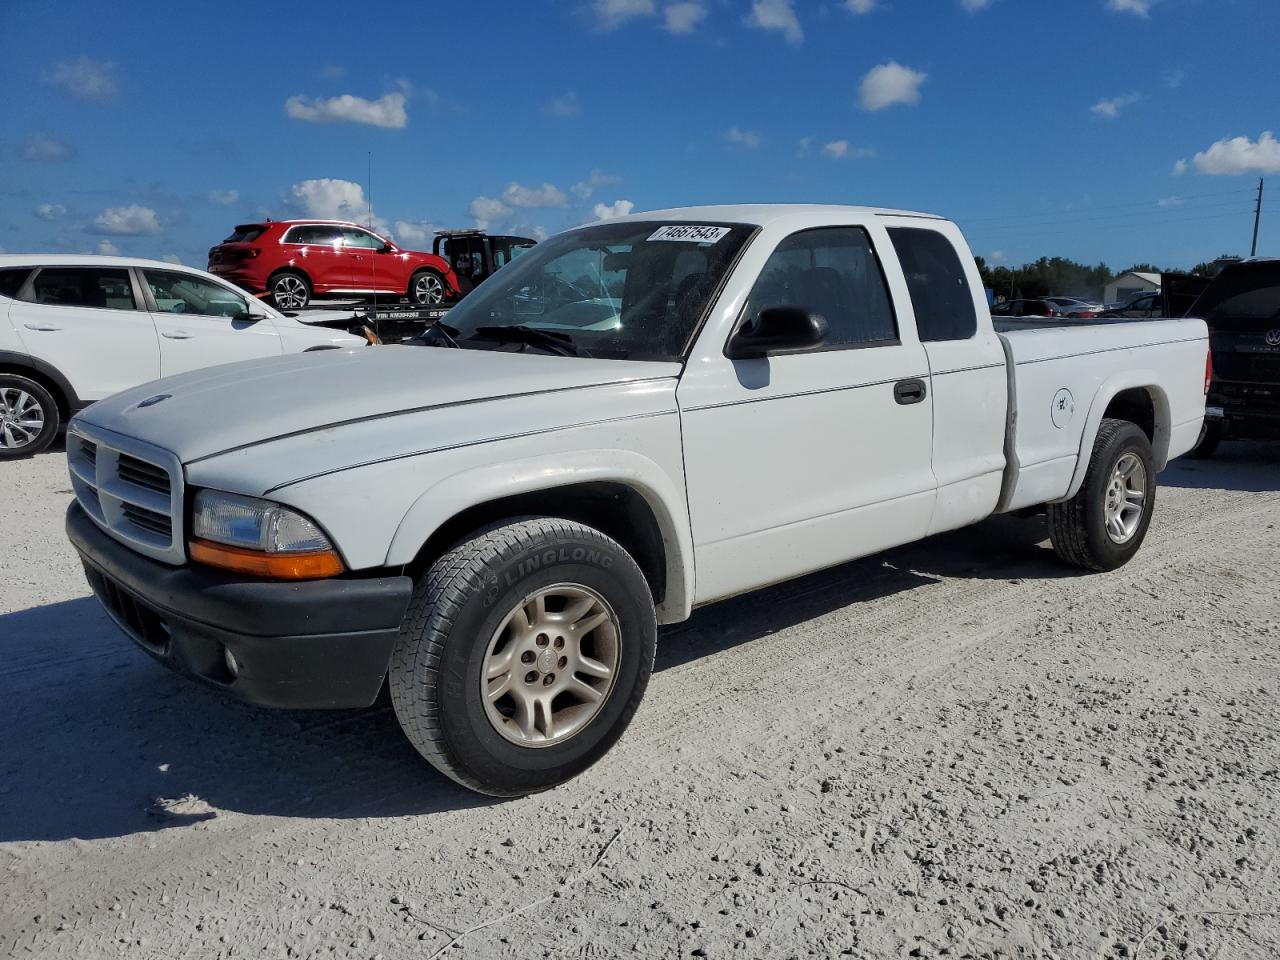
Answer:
[893, 378, 928, 405]
[23, 323, 62, 332]
[162, 331, 193, 340]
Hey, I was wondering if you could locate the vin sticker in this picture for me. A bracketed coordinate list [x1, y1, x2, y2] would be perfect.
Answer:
[647, 225, 732, 244]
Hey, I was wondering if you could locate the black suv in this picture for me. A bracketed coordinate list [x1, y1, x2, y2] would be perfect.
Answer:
[1190, 259, 1280, 457]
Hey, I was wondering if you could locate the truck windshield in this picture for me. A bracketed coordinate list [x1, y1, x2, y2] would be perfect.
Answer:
[437, 221, 755, 361]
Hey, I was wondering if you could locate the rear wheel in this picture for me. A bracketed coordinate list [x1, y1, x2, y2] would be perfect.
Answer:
[269, 271, 311, 311]
[1047, 418, 1156, 571]
[1188, 419, 1222, 459]
[0, 374, 59, 459]
[389, 518, 656, 796]
[409, 270, 445, 305]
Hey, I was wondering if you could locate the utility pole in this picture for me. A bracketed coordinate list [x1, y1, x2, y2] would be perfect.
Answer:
[1252, 177, 1264, 257]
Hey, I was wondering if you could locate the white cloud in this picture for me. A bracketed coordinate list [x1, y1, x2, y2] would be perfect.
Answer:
[93, 204, 162, 236]
[34, 203, 67, 221]
[1172, 158, 1188, 175]
[591, 0, 656, 29]
[593, 200, 635, 220]
[844, 0, 875, 12]
[95, 240, 120, 256]
[961, 0, 992, 10]
[44, 56, 117, 102]
[859, 61, 926, 111]
[1164, 68, 1185, 90]
[570, 170, 622, 200]
[161, 253, 184, 264]
[747, 0, 803, 45]
[544, 92, 581, 117]
[1157, 195, 1185, 208]
[725, 126, 762, 149]
[285, 89, 408, 128]
[208, 189, 239, 206]
[1107, 0, 1153, 15]
[1183, 132, 1280, 176]
[822, 139, 875, 160]
[393, 219, 437, 247]
[502, 182, 570, 208]
[990, 250, 1006, 263]
[796, 136, 814, 158]
[664, 1, 708, 32]
[20, 134, 73, 163]
[1090, 92, 1141, 119]
[469, 196, 510, 229]
[287, 178, 389, 234]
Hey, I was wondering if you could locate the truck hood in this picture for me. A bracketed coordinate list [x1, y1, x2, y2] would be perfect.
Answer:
[75, 346, 681, 463]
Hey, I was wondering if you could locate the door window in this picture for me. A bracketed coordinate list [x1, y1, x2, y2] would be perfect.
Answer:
[144, 270, 252, 318]
[0, 268, 31, 299]
[887, 228, 978, 341]
[340, 227, 383, 249]
[27, 267, 136, 310]
[741, 227, 897, 348]
[284, 225, 342, 246]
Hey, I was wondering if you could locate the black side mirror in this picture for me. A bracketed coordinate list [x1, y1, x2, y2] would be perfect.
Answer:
[725, 305, 828, 359]
[378, 242, 394, 253]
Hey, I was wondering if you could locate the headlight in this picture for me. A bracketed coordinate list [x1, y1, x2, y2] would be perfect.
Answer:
[189, 490, 344, 579]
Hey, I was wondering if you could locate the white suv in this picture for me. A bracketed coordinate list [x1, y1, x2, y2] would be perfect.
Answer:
[0, 255, 365, 457]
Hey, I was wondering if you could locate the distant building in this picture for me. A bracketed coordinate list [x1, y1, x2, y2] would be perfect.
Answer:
[1105, 271, 1161, 305]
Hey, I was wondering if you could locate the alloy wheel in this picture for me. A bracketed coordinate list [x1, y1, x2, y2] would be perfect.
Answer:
[1103, 452, 1147, 544]
[273, 275, 309, 310]
[480, 583, 620, 747]
[0, 388, 45, 450]
[413, 273, 444, 304]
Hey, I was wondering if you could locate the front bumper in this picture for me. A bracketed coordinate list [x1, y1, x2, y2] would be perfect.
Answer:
[67, 502, 413, 709]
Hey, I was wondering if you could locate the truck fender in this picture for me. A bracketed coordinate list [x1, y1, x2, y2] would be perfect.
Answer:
[384, 449, 696, 624]
[1061, 371, 1171, 501]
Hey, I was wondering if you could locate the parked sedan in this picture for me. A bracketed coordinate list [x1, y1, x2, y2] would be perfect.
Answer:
[1046, 296, 1104, 318]
[990, 298, 1065, 318]
[0, 255, 364, 457]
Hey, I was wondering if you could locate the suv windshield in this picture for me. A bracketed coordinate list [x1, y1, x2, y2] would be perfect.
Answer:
[1189, 263, 1280, 331]
[437, 220, 755, 361]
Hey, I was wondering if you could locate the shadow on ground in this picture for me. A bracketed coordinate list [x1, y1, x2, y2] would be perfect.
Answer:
[1160, 441, 1280, 493]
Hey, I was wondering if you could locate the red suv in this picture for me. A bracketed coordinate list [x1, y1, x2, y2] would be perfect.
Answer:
[208, 220, 460, 310]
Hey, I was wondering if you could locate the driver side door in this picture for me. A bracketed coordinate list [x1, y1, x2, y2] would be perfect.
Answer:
[143, 268, 282, 377]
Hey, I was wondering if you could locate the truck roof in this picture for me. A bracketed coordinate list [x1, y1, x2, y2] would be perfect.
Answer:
[605, 203, 946, 226]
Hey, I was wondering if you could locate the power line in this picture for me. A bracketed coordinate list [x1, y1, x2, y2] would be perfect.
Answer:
[953, 187, 1252, 224]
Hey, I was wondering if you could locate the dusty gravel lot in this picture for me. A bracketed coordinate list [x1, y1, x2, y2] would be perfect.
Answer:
[2, 441, 1278, 959]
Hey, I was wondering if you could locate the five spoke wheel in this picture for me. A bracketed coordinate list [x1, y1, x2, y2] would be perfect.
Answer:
[481, 584, 620, 747]
[1103, 452, 1147, 544]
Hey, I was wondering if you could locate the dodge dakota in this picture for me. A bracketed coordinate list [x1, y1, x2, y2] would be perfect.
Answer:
[65, 205, 1210, 795]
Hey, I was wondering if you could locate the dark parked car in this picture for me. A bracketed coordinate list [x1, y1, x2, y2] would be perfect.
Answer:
[1099, 292, 1163, 319]
[991, 298, 1065, 318]
[1188, 259, 1280, 457]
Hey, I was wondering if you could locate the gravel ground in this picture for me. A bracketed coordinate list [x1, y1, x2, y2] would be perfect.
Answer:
[2, 441, 1278, 959]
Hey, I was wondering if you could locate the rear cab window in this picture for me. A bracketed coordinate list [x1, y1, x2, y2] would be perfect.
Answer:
[26, 267, 137, 310]
[887, 227, 978, 341]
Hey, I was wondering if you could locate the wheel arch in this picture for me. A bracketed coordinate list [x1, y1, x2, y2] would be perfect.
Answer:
[1063, 374, 1171, 500]
[386, 452, 695, 624]
[0, 350, 83, 420]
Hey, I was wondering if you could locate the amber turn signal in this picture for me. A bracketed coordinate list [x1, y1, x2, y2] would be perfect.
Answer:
[189, 539, 344, 580]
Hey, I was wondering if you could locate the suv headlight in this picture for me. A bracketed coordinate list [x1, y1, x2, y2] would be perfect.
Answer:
[189, 490, 344, 579]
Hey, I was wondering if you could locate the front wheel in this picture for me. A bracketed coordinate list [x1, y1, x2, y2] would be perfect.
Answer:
[0, 374, 60, 459]
[389, 518, 656, 796]
[1047, 418, 1156, 571]
[409, 270, 445, 305]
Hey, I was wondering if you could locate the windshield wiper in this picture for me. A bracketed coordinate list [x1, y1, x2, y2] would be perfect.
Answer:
[470, 324, 592, 358]
[411, 320, 461, 348]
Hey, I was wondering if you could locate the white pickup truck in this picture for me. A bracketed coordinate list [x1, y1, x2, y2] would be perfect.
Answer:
[65, 205, 1209, 796]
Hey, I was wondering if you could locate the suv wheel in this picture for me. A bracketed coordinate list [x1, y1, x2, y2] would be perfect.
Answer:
[270, 272, 311, 311]
[389, 518, 656, 796]
[409, 270, 445, 305]
[0, 374, 60, 459]
[1047, 418, 1156, 571]
[1188, 419, 1222, 459]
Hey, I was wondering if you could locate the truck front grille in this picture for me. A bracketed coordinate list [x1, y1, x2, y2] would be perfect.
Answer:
[67, 424, 185, 565]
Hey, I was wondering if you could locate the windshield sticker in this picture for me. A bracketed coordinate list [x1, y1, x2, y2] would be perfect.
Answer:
[647, 225, 732, 244]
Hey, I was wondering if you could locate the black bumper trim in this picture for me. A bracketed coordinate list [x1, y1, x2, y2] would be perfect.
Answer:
[67, 501, 414, 709]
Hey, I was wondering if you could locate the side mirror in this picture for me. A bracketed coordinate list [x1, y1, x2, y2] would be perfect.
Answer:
[378, 242, 394, 253]
[725, 305, 828, 359]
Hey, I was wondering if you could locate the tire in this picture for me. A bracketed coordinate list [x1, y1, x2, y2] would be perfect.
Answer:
[269, 271, 311, 311]
[0, 373, 60, 459]
[1188, 419, 1222, 460]
[408, 269, 446, 305]
[389, 518, 656, 796]
[1047, 418, 1156, 572]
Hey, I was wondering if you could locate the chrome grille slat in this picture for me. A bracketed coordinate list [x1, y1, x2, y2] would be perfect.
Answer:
[66, 424, 185, 565]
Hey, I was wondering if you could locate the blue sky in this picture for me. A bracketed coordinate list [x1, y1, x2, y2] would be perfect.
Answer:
[3, 0, 1277, 272]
